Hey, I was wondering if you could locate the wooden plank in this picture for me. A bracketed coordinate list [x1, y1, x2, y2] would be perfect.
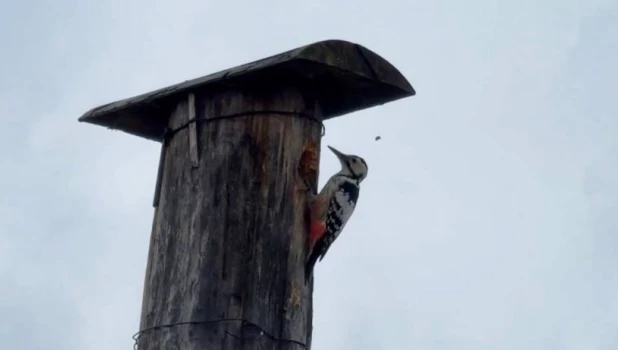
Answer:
[187, 93, 199, 168]
[151, 140, 167, 207]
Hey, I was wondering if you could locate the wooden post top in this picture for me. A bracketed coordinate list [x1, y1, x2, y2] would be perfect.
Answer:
[78, 39, 416, 142]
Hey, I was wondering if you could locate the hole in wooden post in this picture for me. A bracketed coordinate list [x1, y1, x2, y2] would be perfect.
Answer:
[298, 139, 319, 195]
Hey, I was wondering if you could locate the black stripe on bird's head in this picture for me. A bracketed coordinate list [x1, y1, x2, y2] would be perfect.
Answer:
[327, 145, 369, 182]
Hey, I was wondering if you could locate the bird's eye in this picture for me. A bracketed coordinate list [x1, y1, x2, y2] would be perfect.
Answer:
[352, 159, 357, 163]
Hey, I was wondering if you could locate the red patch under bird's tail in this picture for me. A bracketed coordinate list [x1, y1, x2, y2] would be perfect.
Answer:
[309, 222, 326, 251]
[305, 221, 326, 284]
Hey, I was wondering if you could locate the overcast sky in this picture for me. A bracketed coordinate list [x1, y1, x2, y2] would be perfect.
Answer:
[1, 0, 617, 349]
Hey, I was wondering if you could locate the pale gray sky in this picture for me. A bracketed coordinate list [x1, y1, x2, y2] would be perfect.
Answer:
[1, 0, 617, 349]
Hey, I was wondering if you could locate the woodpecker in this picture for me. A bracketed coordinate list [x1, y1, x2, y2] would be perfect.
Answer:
[305, 145, 368, 283]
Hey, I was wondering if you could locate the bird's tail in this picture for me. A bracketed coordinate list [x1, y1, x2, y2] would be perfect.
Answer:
[304, 250, 320, 285]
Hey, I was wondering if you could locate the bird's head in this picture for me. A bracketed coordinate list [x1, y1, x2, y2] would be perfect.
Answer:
[328, 145, 368, 183]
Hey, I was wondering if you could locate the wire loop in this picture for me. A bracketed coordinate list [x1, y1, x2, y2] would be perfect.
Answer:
[163, 110, 326, 142]
[132, 318, 307, 349]
[152, 109, 326, 207]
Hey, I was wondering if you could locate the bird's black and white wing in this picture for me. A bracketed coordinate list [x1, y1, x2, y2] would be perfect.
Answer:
[318, 179, 360, 261]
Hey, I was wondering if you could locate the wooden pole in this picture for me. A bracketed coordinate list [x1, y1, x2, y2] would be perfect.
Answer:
[139, 86, 320, 349]
[77, 39, 415, 350]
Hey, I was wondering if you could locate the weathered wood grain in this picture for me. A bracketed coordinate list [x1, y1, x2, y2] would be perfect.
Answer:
[137, 86, 321, 350]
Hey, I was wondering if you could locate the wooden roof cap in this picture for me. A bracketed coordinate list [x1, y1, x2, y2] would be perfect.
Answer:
[78, 39, 416, 142]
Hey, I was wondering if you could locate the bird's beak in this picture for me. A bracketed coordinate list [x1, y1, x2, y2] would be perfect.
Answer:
[327, 145, 348, 164]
